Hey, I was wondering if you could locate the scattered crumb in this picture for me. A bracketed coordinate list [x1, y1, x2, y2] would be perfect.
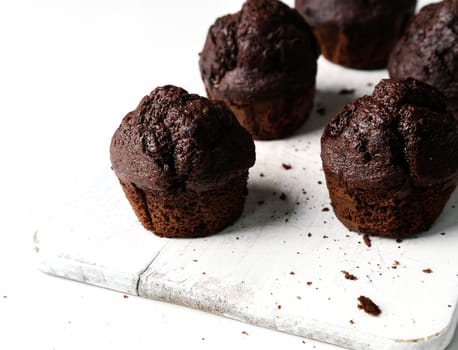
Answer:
[236, 236, 240, 240]
[321, 207, 330, 212]
[290, 271, 295, 275]
[440, 232, 446, 235]
[358, 296, 381, 316]
[242, 331, 249, 336]
[307, 233, 312, 237]
[279, 192, 287, 200]
[306, 281, 313, 286]
[192, 259, 198, 262]
[448, 305, 452, 308]
[316, 106, 326, 116]
[2, 296, 7, 299]
[396, 238, 403, 243]
[363, 234, 372, 247]
[323, 235, 328, 239]
[349, 319, 355, 325]
[277, 305, 282, 310]
[296, 296, 302, 300]
[317, 181, 323, 184]
[391, 260, 400, 269]
[423, 268, 433, 274]
[257, 200, 265, 206]
[367, 82, 373, 87]
[341, 270, 358, 280]
[123, 294, 129, 299]
[259, 173, 264, 177]
[282, 163, 292, 170]
[339, 88, 355, 95]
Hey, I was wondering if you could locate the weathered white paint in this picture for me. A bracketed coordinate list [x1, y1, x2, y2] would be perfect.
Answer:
[37, 59, 458, 350]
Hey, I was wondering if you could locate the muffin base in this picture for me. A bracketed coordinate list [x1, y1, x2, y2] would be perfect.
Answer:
[313, 15, 411, 70]
[325, 177, 457, 238]
[118, 172, 249, 238]
[208, 86, 315, 140]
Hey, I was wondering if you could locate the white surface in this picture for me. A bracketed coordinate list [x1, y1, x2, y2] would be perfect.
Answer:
[1, 0, 457, 349]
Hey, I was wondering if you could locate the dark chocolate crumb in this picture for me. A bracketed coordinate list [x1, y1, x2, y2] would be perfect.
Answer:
[357, 296, 381, 316]
[123, 294, 129, 299]
[297, 296, 302, 300]
[280, 192, 286, 200]
[307, 281, 313, 286]
[242, 331, 249, 336]
[367, 82, 373, 87]
[282, 163, 292, 170]
[321, 207, 330, 212]
[349, 319, 355, 324]
[363, 234, 372, 247]
[290, 271, 295, 275]
[440, 232, 446, 235]
[259, 172, 265, 177]
[3, 295, 7, 299]
[307, 233, 312, 237]
[323, 235, 328, 239]
[392, 260, 400, 269]
[339, 88, 355, 95]
[192, 259, 198, 262]
[257, 200, 265, 206]
[341, 270, 358, 280]
[317, 181, 322, 184]
[448, 305, 452, 307]
[277, 305, 282, 310]
[202, 272, 206, 275]
[423, 268, 433, 273]
[396, 238, 403, 243]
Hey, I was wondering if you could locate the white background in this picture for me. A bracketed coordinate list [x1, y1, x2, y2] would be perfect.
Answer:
[1, 0, 456, 349]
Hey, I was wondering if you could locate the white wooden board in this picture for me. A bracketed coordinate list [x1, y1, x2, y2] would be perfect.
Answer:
[37, 61, 458, 350]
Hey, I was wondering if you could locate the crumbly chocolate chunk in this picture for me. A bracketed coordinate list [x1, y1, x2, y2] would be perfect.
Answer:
[357, 296, 381, 316]
[341, 271, 358, 280]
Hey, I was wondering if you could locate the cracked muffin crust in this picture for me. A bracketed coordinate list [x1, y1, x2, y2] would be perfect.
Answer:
[388, 0, 458, 112]
[110, 85, 255, 238]
[321, 78, 458, 238]
[199, 0, 319, 140]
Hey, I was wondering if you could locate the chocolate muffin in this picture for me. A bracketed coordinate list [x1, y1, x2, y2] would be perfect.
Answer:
[199, 0, 319, 140]
[321, 78, 458, 238]
[110, 85, 255, 238]
[295, 0, 417, 69]
[389, 0, 458, 113]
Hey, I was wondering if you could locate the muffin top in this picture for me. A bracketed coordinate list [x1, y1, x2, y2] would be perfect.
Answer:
[199, 0, 319, 100]
[321, 79, 458, 192]
[388, 0, 458, 111]
[295, 0, 417, 26]
[110, 85, 255, 192]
